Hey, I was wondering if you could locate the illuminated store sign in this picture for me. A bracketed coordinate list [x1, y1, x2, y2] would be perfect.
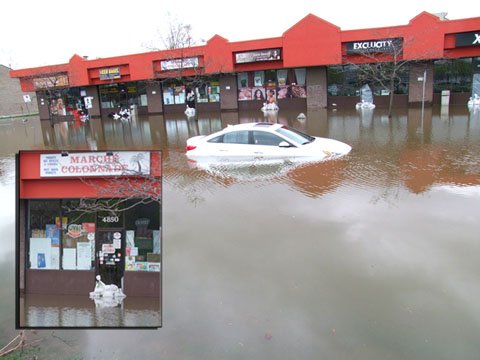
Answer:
[160, 57, 199, 71]
[235, 48, 282, 64]
[455, 31, 480, 47]
[346, 38, 402, 54]
[99, 67, 121, 80]
[40, 152, 151, 177]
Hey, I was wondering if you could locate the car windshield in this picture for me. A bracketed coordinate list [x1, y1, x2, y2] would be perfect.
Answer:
[275, 126, 315, 145]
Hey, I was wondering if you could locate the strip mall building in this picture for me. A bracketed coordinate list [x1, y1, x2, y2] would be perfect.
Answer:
[9, 12, 480, 119]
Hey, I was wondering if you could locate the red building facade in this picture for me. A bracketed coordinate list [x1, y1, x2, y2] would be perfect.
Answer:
[9, 12, 480, 119]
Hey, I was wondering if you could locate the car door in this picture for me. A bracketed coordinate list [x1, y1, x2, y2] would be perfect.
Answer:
[215, 130, 255, 161]
[251, 130, 297, 161]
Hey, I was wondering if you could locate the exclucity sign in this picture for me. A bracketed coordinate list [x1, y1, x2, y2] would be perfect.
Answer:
[40, 152, 151, 177]
[455, 31, 480, 47]
[346, 38, 402, 54]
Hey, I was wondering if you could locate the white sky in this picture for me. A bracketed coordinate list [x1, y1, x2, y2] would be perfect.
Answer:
[1, 0, 478, 69]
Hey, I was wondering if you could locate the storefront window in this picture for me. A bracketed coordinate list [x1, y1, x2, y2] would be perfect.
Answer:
[196, 79, 220, 103]
[41, 87, 87, 117]
[238, 68, 307, 101]
[433, 58, 474, 93]
[124, 201, 161, 272]
[99, 81, 147, 109]
[28, 200, 61, 270]
[61, 200, 96, 270]
[327, 64, 408, 96]
[162, 83, 185, 105]
[27, 199, 160, 272]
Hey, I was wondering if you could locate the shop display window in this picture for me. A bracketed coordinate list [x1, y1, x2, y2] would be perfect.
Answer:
[99, 81, 147, 109]
[162, 83, 186, 105]
[327, 64, 408, 96]
[28, 200, 61, 270]
[238, 68, 307, 101]
[124, 201, 161, 272]
[27, 198, 160, 272]
[433, 57, 476, 93]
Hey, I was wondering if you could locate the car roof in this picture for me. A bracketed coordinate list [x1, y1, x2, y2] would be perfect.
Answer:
[223, 122, 283, 132]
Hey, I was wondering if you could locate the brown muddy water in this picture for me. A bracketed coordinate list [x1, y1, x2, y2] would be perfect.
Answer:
[0, 106, 479, 359]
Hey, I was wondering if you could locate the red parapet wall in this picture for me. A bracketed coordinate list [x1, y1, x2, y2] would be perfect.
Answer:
[9, 12, 480, 89]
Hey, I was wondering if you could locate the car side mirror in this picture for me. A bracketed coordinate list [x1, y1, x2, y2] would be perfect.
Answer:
[279, 141, 291, 148]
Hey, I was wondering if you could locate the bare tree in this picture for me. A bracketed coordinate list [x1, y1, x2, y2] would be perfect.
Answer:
[344, 38, 410, 117]
[61, 154, 161, 221]
[31, 71, 72, 124]
[143, 12, 197, 51]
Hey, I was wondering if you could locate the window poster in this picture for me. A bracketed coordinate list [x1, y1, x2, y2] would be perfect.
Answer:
[46, 224, 60, 247]
[125, 256, 135, 271]
[62, 248, 77, 270]
[77, 242, 92, 270]
[126, 230, 135, 248]
[163, 89, 174, 105]
[148, 262, 161, 272]
[153, 230, 161, 254]
[135, 262, 148, 271]
[238, 88, 252, 101]
[51, 247, 60, 269]
[29, 238, 52, 269]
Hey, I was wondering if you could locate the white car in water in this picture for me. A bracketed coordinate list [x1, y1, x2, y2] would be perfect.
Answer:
[185, 122, 352, 163]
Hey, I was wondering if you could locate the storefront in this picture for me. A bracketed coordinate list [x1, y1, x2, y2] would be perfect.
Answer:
[10, 12, 480, 115]
[17, 151, 162, 298]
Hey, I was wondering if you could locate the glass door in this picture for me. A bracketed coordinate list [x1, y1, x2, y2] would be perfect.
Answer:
[96, 229, 125, 288]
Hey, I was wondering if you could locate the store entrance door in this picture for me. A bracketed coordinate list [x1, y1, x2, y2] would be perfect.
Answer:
[96, 229, 125, 288]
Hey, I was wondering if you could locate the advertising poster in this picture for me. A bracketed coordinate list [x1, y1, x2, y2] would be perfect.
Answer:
[51, 247, 60, 269]
[153, 230, 161, 254]
[46, 224, 60, 247]
[62, 248, 77, 270]
[135, 262, 148, 271]
[77, 242, 92, 270]
[126, 231, 135, 248]
[125, 256, 135, 271]
[29, 238, 52, 269]
[148, 262, 161, 272]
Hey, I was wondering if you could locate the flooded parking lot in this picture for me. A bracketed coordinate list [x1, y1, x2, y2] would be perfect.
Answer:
[1, 106, 480, 358]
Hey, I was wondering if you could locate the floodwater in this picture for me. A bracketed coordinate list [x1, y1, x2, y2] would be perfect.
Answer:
[1, 106, 480, 359]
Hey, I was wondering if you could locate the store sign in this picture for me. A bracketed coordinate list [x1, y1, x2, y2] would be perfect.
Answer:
[346, 38, 402, 54]
[160, 57, 199, 71]
[33, 75, 69, 89]
[235, 49, 282, 64]
[40, 151, 151, 177]
[455, 31, 480, 47]
[99, 67, 121, 80]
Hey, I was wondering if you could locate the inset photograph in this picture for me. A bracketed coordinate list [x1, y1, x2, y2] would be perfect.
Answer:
[16, 150, 162, 328]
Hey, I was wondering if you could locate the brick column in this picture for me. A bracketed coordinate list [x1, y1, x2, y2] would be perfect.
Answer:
[306, 67, 327, 109]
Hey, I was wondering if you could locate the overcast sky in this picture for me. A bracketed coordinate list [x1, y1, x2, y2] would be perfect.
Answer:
[1, 0, 478, 69]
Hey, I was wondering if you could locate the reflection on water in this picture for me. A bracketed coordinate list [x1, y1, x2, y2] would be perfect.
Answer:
[22, 294, 161, 328]
[1, 106, 480, 358]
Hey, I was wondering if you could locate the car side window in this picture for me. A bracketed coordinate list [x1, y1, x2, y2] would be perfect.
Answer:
[223, 131, 249, 144]
[252, 131, 285, 146]
[207, 135, 224, 143]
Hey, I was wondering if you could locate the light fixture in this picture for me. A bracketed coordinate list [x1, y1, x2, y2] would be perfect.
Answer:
[106, 151, 114, 156]
[61, 151, 69, 157]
